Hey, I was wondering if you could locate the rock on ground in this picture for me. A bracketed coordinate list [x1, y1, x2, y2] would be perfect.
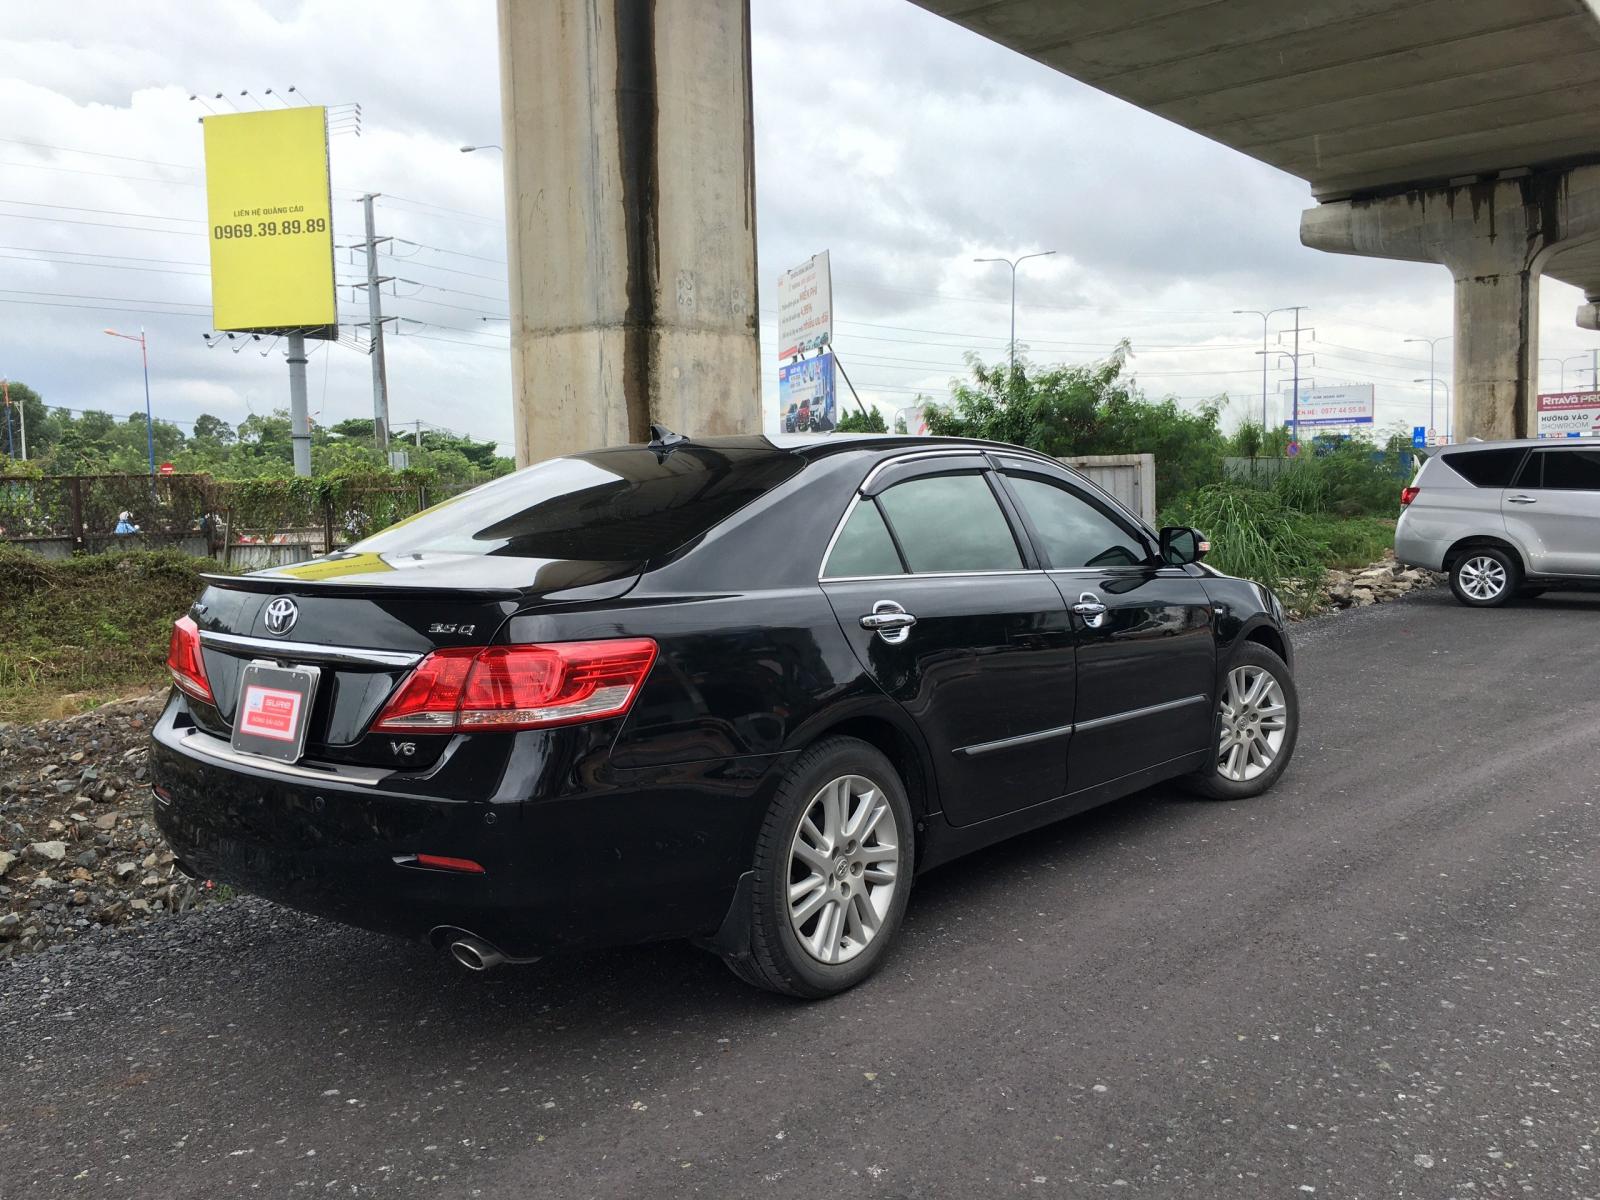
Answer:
[0, 690, 223, 959]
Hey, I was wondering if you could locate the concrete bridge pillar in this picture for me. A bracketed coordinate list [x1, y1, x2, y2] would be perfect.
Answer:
[496, 0, 761, 466]
[1301, 167, 1600, 442]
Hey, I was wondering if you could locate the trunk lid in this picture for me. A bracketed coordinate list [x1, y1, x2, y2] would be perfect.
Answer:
[190, 550, 642, 767]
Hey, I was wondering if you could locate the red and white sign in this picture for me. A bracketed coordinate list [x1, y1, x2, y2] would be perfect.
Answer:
[238, 685, 303, 742]
[1536, 391, 1600, 438]
[158, 462, 175, 476]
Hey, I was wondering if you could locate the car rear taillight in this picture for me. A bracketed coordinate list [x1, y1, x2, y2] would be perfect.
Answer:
[166, 615, 213, 704]
[372, 639, 658, 733]
[1400, 485, 1420, 507]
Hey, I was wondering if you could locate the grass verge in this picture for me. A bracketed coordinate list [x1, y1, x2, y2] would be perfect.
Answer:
[0, 547, 213, 723]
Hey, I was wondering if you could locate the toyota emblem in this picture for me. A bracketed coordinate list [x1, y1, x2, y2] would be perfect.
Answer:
[263, 596, 299, 637]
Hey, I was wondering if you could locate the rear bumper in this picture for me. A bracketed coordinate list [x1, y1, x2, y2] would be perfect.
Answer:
[1393, 510, 1447, 571]
[150, 698, 786, 958]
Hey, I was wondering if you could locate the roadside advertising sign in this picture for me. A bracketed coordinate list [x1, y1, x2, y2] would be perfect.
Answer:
[1536, 391, 1600, 438]
[1281, 384, 1376, 429]
[778, 352, 837, 433]
[202, 107, 338, 336]
[776, 252, 832, 361]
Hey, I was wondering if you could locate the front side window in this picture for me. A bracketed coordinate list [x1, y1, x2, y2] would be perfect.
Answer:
[1006, 475, 1148, 569]
[876, 473, 1023, 573]
[1532, 448, 1600, 490]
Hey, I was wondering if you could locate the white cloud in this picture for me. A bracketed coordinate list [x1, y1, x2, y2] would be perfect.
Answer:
[0, 0, 1591, 458]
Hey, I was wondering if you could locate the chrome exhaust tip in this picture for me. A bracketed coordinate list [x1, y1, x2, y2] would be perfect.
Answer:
[448, 935, 506, 974]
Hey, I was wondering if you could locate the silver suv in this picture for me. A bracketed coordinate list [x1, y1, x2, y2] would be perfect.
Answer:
[1395, 438, 1600, 607]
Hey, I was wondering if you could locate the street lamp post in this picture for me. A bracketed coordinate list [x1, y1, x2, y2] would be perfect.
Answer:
[1235, 307, 1301, 432]
[1412, 377, 1452, 442]
[1404, 335, 1452, 440]
[459, 144, 502, 154]
[973, 250, 1057, 379]
[104, 327, 155, 476]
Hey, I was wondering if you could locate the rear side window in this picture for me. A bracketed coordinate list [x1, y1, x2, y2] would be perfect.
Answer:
[1439, 448, 1525, 487]
[1531, 448, 1600, 490]
[823, 502, 905, 577]
[877, 474, 1023, 573]
[348, 444, 803, 562]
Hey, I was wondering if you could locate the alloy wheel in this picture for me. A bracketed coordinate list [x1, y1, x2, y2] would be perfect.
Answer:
[787, 774, 900, 965]
[1458, 555, 1507, 602]
[1217, 665, 1289, 783]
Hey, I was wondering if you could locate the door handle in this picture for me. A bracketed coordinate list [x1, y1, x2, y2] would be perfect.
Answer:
[1073, 592, 1109, 629]
[860, 600, 917, 644]
[1507, 494, 1538, 504]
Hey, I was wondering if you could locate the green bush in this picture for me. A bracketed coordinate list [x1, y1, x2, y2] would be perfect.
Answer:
[0, 547, 215, 721]
[1162, 483, 1329, 614]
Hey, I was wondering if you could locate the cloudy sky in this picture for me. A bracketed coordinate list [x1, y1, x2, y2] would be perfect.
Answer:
[1, 0, 1592, 456]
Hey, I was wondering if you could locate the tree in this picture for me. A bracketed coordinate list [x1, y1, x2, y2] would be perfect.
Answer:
[192, 413, 236, 444]
[923, 348, 1227, 503]
[835, 406, 888, 433]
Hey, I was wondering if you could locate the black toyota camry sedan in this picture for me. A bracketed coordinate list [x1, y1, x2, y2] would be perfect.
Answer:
[152, 431, 1298, 998]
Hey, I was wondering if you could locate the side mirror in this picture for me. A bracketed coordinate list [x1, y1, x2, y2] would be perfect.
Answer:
[1159, 526, 1210, 566]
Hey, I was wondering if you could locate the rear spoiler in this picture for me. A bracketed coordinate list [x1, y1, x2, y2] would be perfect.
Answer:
[199, 573, 524, 601]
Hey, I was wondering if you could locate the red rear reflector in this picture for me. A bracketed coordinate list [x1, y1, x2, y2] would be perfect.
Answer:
[413, 854, 485, 874]
[1400, 485, 1420, 507]
[372, 638, 658, 733]
[166, 615, 213, 704]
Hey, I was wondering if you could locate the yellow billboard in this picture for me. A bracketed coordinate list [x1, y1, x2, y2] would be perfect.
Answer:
[203, 107, 337, 335]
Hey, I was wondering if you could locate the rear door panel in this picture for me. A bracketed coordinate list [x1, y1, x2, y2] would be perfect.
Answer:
[822, 574, 1075, 824]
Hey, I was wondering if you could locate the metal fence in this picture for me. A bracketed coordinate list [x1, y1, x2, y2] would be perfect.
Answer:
[1057, 453, 1158, 524]
[0, 474, 472, 562]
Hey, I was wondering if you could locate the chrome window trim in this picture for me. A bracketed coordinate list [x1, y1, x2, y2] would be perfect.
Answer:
[199, 630, 424, 669]
[176, 729, 392, 788]
[822, 568, 1046, 583]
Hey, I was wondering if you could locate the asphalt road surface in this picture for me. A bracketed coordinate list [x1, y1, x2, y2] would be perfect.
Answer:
[5, 586, 1600, 1199]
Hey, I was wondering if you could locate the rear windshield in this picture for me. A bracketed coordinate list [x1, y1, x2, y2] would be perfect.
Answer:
[349, 443, 803, 561]
[1438, 447, 1526, 487]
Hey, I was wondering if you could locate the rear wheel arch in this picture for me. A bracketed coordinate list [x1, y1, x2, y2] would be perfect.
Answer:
[1443, 535, 1526, 575]
[800, 713, 939, 829]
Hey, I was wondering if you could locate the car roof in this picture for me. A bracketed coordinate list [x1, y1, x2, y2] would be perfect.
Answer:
[1436, 436, 1600, 452]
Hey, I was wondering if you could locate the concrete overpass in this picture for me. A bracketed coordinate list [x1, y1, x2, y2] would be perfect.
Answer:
[497, 0, 1600, 459]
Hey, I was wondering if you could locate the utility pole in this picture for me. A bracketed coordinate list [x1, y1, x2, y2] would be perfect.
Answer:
[1237, 307, 1300, 433]
[287, 335, 311, 476]
[359, 194, 392, 456]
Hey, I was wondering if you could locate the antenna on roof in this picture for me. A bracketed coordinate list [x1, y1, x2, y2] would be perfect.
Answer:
[647, 424, 689, 449]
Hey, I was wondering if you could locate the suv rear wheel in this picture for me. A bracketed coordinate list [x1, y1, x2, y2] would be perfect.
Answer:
[1450, 547, 1519, 607]
[726, 737, 914, 998]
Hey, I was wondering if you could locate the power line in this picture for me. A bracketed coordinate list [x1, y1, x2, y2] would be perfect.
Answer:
[0, 211, 207, 236]
[0, 197, 203, 223]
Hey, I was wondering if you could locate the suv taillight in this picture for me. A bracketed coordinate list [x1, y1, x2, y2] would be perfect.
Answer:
[372, 639, 658, 733]
[167, 615, 213, 703]
[1400, 485, 1420, 507]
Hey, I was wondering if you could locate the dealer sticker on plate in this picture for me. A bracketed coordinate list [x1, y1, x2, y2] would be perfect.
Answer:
[230, 660, 320, 763]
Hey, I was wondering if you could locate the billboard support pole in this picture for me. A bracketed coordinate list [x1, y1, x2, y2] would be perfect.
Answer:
[287, 333, 311, 477]
[830, 351, 870, 419]
[361, 193, 392, 453]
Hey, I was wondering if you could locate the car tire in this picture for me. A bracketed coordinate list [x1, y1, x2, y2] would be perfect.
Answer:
[1184, 642, 1299, 801]
[1449, 546, 1520, 607]
[726, 736, 914, 999]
